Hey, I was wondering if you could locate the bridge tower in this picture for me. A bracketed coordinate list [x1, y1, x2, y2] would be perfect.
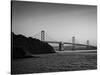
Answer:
[72, 36, 75, 50]
[41, 30, 45, 41]
[86, 40, 89, 49]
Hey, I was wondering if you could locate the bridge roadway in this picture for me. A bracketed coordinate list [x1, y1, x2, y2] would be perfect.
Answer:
[44, 41, 91, 47]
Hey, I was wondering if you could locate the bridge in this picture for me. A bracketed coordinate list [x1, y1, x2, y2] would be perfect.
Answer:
[33, 30, 95, 51]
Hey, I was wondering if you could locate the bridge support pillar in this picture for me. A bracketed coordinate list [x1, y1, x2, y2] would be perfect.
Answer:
[72, 36, 75, 50]
[59, 42, 64, 51]
[86, 40, 89, 49]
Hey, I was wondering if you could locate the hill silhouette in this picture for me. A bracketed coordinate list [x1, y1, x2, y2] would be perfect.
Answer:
[11, 32, 55, 59]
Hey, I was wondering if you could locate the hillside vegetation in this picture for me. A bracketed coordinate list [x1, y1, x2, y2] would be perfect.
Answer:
[11, 32, 55, 59]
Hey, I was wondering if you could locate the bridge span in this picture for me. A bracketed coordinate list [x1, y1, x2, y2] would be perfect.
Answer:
[35, 30, 96, 51]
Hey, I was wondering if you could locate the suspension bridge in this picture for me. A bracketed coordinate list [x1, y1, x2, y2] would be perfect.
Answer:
[33, 30, 96, 51]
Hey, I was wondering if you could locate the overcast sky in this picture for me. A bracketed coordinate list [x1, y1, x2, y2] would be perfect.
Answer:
[12, 1, 97, 46]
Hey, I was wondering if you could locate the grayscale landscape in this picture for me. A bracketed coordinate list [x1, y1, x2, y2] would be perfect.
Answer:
[11, 0, 97, 74]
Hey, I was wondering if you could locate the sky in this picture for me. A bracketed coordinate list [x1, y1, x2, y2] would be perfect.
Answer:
[12, 1, 97, 46]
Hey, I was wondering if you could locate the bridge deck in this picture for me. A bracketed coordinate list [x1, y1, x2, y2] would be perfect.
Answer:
[44, 41, 93, 47]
